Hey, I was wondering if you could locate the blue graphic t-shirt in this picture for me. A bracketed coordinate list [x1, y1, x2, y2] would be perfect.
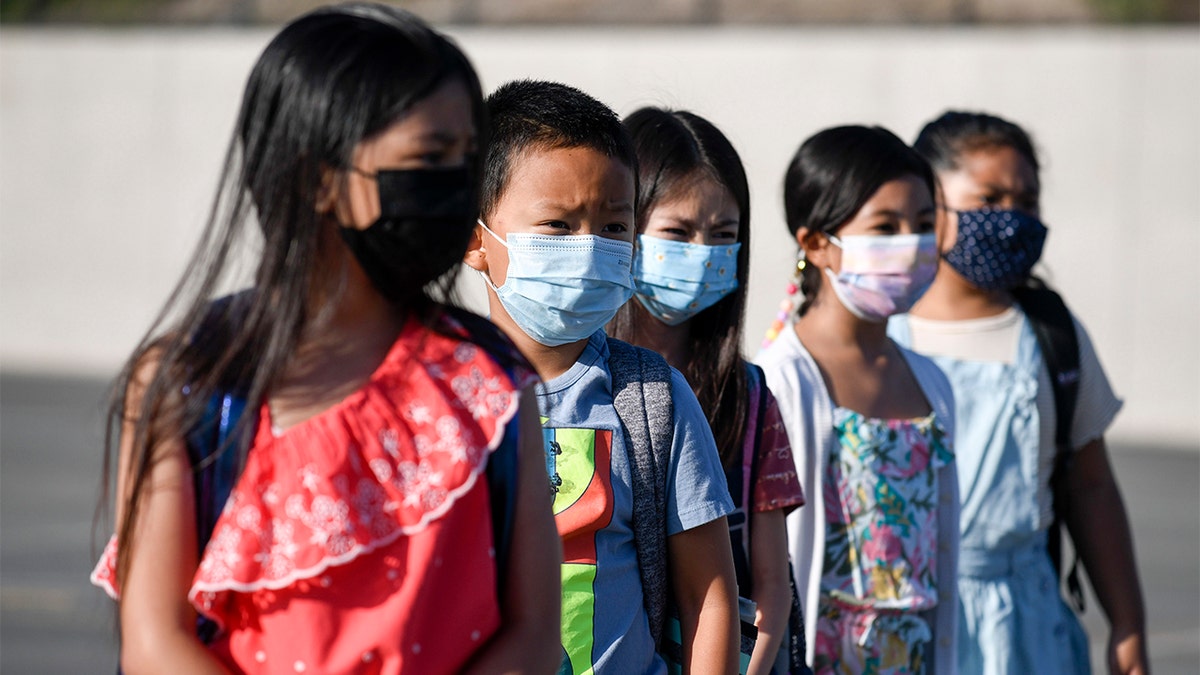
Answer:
[538, 331, 734, 675]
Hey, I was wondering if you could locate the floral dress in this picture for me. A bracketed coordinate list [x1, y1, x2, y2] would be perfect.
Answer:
[92, 316, 533, 674]
[814, 408, 953, 675]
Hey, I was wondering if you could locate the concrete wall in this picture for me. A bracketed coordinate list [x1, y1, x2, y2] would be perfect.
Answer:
[2, 26, 1197, 448]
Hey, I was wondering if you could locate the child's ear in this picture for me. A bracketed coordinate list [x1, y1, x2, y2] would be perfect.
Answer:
[463, 221, 488, 272]
[796, 227, 832, 267]
[315, 166, 340, 215]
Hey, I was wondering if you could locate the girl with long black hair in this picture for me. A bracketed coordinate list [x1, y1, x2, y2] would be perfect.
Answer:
[91, 5, 561, 672]
[608, 107, 807, 675]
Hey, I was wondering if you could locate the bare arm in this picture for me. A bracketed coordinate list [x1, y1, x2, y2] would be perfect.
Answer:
[746, 508, 791, 675]
[668, 517, 739, 674]
[1065, 438, 1149, 675]
[116, 360, 230, 674]
[462, 386, 563, 675]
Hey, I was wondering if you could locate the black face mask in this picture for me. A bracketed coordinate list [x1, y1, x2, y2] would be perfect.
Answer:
[338, 166, 476, 303]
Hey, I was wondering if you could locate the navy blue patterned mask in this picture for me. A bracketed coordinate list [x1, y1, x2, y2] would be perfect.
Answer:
[944, 208, 1047, 291]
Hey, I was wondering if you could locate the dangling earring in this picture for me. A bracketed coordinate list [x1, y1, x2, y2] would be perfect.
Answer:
[762, 252, 806, 349]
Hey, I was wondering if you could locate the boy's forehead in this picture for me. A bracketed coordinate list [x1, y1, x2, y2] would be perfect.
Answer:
[511, 142, 631, 175]
[497, 144, 635, 209]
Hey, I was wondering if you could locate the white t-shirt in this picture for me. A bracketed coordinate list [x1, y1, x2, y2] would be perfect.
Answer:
[905, 307, 1122, 452]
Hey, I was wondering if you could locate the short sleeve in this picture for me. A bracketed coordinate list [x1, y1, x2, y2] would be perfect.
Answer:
[752, 388, 806, 514]
[665, 368, 735, 536]
[1069, 315, 1123, 450]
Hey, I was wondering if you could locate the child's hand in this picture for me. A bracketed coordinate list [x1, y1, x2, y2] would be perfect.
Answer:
[1108, 627, 1149, 675]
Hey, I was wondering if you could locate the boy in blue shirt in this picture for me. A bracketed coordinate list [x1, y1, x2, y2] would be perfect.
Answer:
[464, 79, 739, 674]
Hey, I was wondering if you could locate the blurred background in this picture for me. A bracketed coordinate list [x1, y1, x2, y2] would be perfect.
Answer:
[1, 0, 1197, 672]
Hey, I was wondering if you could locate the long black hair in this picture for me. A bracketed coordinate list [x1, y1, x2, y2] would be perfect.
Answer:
[783, 125, 936, 316]
[609, 107, 750, 468]
[102, 3, 486, 591]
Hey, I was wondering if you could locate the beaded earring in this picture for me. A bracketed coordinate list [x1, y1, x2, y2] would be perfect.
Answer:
[761, 252, 806, 349]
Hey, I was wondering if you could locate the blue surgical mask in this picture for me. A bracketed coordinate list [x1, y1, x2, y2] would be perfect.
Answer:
[945, 208, 1047, 291]
[477, 220, 634, 347]
[632, 235, 740, 326]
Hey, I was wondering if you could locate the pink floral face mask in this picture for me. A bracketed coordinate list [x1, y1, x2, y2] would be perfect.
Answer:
[822, 233, 938, 322]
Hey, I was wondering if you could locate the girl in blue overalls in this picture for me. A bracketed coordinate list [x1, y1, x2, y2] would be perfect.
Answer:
[888, 111, 1149, 675]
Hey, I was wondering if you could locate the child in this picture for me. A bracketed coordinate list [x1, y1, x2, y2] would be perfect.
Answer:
[464, 80, 740, 674]
[757, 126, 960, 674]
[608, 106, 808, 675]
[892, 110, 1148, 675]
[91, 5, 561, 673]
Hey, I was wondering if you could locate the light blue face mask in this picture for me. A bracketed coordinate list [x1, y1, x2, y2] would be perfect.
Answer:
[478, 220, 635, 347]
[633, 235, 740, 326]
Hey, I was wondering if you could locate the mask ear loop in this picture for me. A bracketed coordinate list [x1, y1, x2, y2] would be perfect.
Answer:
[474, 218, 512, 292]
[761, 251, 806, 349]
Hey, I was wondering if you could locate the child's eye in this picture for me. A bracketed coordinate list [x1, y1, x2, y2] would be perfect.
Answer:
[541, 220, 571, 231]
[603, 223, 628, 234]
[918, 220, 936, 233]
[712, 230, 738, 241]
[872, 222, 898, 235]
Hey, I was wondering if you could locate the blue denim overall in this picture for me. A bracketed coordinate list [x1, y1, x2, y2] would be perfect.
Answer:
[890, 313, 1090, 675]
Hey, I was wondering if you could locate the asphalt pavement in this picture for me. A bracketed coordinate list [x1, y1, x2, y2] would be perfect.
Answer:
[2, 372, 1196, 673]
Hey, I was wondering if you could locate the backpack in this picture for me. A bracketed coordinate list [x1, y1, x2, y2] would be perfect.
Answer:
[730, 364, 812, 675]
[1011, 278, 1085, 612]
[606, 338, 674, 647]
[607, 341, 807, 674]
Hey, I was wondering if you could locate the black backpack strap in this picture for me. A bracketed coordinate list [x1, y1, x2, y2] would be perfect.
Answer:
[181, 293, 258, 644]
[446, 308, 529, 605]
[184, 391, 248, 644]
[607, 337, 674, 647]
[1012, 280, 1085, 612]
[484, 388, 521, 605]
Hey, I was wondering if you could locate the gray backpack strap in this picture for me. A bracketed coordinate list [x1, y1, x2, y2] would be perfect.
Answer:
[607, 337, 674, 647]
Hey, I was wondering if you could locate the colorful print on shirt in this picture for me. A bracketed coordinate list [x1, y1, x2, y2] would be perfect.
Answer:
[546, 426, 616, 675]
[814, 409, 951, 675]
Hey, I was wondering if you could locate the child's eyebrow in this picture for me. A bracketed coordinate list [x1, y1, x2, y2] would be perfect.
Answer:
[529, 199, 582, 213]
[865, 205, 937, 217]
[413, 130, 473, 145]
[527, 199, 633, 213]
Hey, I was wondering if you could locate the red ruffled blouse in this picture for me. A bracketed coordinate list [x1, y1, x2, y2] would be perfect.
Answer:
[93, 318, 530, 674]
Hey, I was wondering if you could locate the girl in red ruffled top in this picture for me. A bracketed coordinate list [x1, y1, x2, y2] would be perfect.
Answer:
[91, 4, 562, 673]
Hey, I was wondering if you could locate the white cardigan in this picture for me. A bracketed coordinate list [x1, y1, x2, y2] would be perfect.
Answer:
[756, 326, 960, 673]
